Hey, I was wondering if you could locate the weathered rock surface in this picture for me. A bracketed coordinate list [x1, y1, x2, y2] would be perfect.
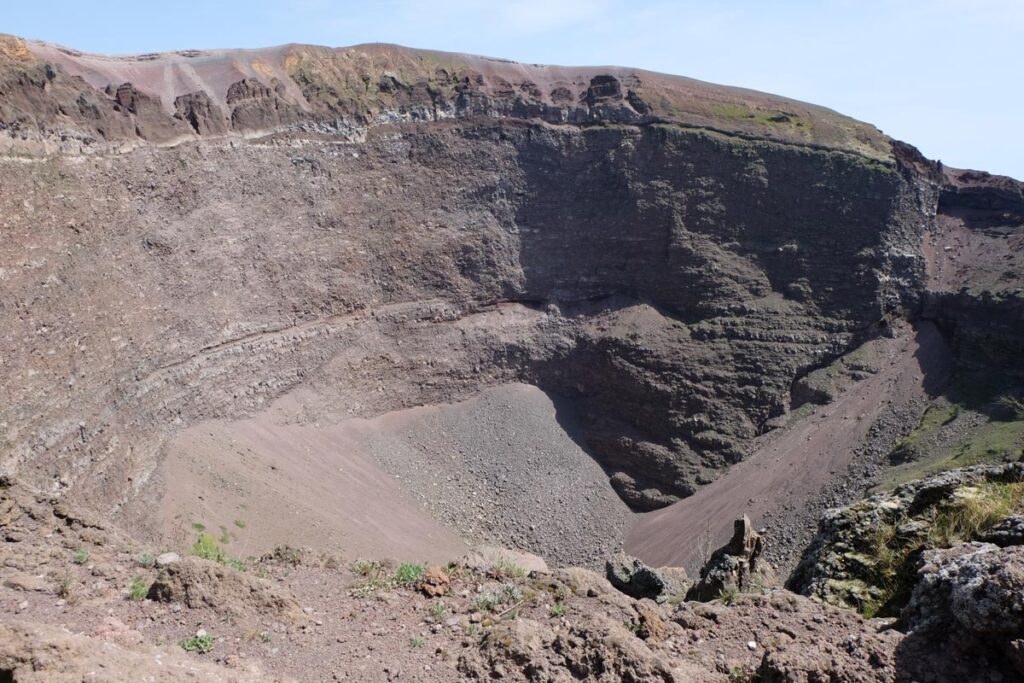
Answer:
[688, 516, 776, 601]
[790, 462, 1024, 611]
[148, 557, 305, 621]
[606, 552, 689, 603]
[458, 613, 680, 682]
[893, 543, 1024, 680]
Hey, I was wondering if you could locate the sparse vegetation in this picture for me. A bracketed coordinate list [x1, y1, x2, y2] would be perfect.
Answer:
[128, 576, 149, 601]
[549, 602, 567, 617]
[191, 522, 206, 532]
[716, 586, 739, 605]
[179, 633, 215, 654]
[472, 583, 523, 612]
[492, 561, 525, 578]
[233, 518, 247, 529]
[860, 481, 1024, 618]
[428, 601, 446, 622]
[135, 553, 155, 568]
[929, 482, 1024, 547]
[192, 533, 246, 571]
[409, 637, 424, 649]
[72, 549, 89, 565]
[270, 545, 304, 567]
[393, 562, 425, 586]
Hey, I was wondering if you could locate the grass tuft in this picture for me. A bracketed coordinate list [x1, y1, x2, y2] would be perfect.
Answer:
[179, 633, 215, 654]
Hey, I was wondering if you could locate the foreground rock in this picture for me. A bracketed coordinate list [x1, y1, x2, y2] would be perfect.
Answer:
[148, 557, 306, 622]
[606, 552, 690, 603]
[899, 543, 1024, 677]
[688, 516, 776, 601]
[790, 462, 1024, 613]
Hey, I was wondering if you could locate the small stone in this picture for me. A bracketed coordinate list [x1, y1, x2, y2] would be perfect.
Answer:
[195, 628, 207, 638]
[747, 640, 757, 650]
[155, 552, 180, 567]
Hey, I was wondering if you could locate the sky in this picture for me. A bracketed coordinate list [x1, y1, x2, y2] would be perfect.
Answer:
[5, 0, 1022, 178]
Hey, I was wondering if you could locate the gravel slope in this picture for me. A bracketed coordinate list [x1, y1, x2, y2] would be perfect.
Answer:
[355, 383, 633, 569]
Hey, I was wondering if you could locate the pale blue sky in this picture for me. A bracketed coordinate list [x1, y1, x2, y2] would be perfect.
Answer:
[6, 1, 1022, 178]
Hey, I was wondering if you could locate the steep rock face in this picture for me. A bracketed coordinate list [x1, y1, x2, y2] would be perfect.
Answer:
[0, 116, 929, 514]
[921, 166, 1024, 378]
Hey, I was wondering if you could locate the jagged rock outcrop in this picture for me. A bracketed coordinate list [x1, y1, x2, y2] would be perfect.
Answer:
[688, 516, 776, 601]
[895, 542, 1024, 679]
[606, 552, 689, 603]
[174, 91, 228, 135]
[790, 462, 1024, 614]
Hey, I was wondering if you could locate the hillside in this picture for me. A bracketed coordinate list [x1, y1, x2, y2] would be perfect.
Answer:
[1, 34, 1023, 682]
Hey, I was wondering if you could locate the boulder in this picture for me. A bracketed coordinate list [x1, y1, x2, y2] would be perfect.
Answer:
[606, 552, 689, 603]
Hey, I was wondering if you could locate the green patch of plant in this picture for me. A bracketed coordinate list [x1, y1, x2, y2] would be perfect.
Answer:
[472, 583, 523, 613]
[191, 522, 206, 532]
[549, 602, 567, 617]
[409, 637, 424, 649]
[136, 553, 155, 568]
[492, 561, 525, 578]
[128, 576, 149, 601]
[716, 586, 739, 605]
[72, 549, 89, 565]
[192, 533, 246, 571]
[179, 633, 215, 654]
[393, 562, 425, 586]
[233, 518, 247, 529]
[859, 482, 1024, 617]
[427, 602, 446, 622]
[929, 482, 1024, 547]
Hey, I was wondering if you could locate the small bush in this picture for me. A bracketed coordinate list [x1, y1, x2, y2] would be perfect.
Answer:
[393, 562, 425, 586]
[472, 583, 523, 612]
[136, 553, 155, 568]
[271, 545, 304, 567]
[128, 576, 149, 601]
[192, 533, 245, 571]
[352, 559, 382, 576]
[179, 633, 215, 654]
[716, 586, 739, 605]
[492, 561, 525, 578]
[409, 637, 424, 649]
[928, 482, 1024, 547]
[549, 603, 567, 617]
[427, 602, 446, 622]
[72, 549, 89, 565]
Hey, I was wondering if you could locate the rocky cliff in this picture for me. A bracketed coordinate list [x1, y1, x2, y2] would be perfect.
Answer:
[1, 34, 1021, 523]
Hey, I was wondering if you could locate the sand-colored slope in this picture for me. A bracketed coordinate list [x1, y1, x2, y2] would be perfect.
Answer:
[148, 383, 629, 566]
[625, 321, 952, 571]
[153, 409, 469, 564]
